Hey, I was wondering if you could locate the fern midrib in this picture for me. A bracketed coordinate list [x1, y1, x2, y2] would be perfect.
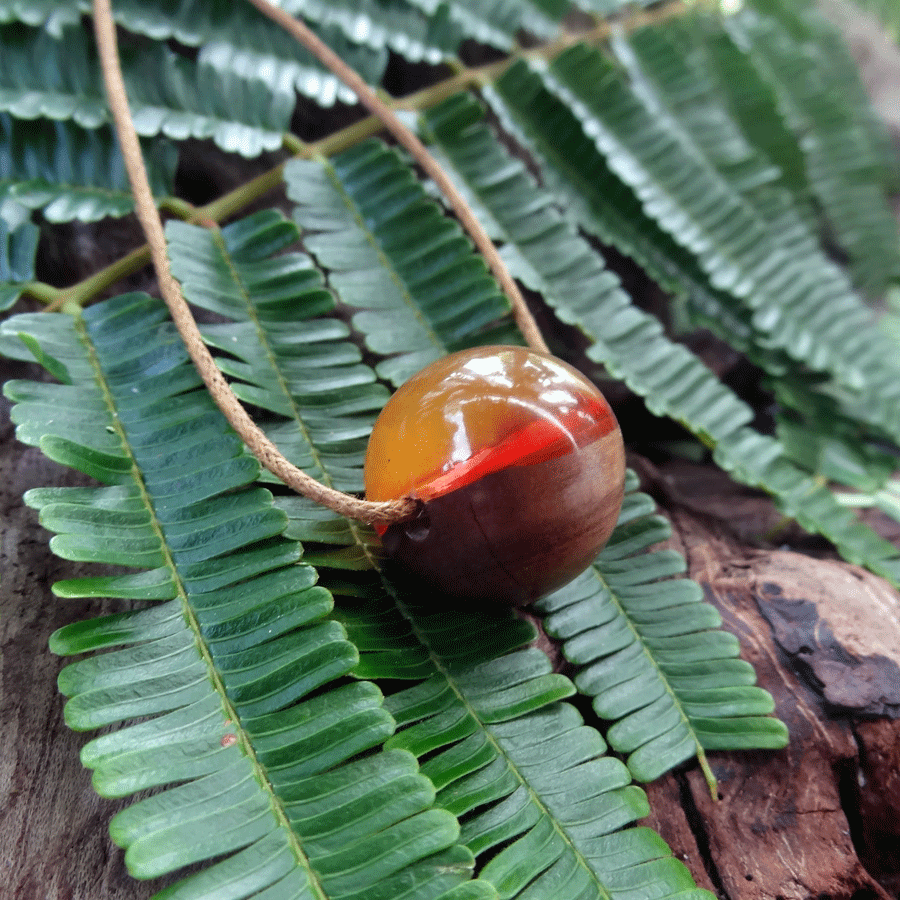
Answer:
[313, 482, 618, 891]
[317, 154, 445, 352]
[586, 564, 715, 794]
[2, 178, 133, 203]
[72, 308, 332, 900]
[385, 584, 615, 898]
[207, 224, 378, 568]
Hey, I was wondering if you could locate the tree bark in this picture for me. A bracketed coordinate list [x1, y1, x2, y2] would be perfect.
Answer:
[640, 459, 900, 900]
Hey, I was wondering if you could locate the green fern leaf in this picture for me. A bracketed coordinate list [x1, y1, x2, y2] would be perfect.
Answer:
[419, 90, 900, 588]
[0, 23, 293, 155]
[0, 0, 80, 32]
[382, 607, 709, 900]
[610, 20, 822, 269]
[0, 0, 389, 106]
[164, 208, 716, 900]
[607, 20, 900, 434]
[2, 293, 492, 900]
[165, 208, 388, 503]
[118, 0, 389, 107]
[0, 113, 176, 221]
[0, 22, 107, 127]
[697, 15, 810, 202]
[279, 0, 460, 63]
[773, 379, 898, 493]
[538, 474, 788, 784]
[420, 93, 757, 442]
[323, 578, 715, 900]
[726, 1, 900, 295]
[0, 199, 38, 310]
[403, 0, 560, 47]
[286, 143, 516, 387]
[482, 67, 775, 370]
[537, 42, 900, 422]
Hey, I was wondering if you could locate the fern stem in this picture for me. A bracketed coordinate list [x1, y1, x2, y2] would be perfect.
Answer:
[45, 243, 151, 312]
[157, 196, 198, 219]
[38, 122, 386, 311]
[92, 0, 416, 528]
[37, 1, 688, 314]
[282, 132, 307, 155]
[19, 281, 58, 304]
[245, 0, 551, 354]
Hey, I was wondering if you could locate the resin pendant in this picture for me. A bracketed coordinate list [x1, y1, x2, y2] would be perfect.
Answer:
[364, 346, 625, 604]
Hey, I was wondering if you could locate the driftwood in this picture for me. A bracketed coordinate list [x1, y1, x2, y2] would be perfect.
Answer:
[4, 361, 899, 899]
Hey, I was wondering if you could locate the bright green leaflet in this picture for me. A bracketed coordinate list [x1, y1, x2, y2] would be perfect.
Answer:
[2, 293, 487, 900]
[165, 208, 722, 900]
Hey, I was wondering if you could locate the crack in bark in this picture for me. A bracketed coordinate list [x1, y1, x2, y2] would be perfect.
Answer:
[674, 768, 733, 900]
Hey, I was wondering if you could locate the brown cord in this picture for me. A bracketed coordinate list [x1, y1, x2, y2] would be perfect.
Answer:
[92, 0, 416, 526]
[245, 0, 550, 355]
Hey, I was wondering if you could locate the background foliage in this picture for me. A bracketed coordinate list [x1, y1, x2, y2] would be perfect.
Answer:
[2, 1, 899, 898]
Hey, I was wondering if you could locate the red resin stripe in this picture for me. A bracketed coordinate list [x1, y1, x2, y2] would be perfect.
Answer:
[415, 397, 616, 502]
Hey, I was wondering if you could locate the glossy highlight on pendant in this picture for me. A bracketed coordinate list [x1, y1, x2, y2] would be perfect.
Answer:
[364, 346, 626, 605]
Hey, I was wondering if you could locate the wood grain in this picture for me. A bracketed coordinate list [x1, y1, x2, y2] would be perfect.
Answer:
[0, 359, 177, 900]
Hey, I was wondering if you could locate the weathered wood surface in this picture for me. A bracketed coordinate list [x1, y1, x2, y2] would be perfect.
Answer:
[1, 358, 178, 900]
[639, 460, 900, 900]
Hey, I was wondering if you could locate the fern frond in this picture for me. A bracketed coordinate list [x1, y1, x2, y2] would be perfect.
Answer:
[165, 208, 388, 502]
[607, 19, 900, 428]
[420, 93, 757, 440]
[278, 0, 459, 63]
[0, 0, 389, 106]
[0, 0, 79, 35]
[2, 292, 490, 900]
[379, 597, 712, 900]
[697, 15, 810, 201]
[286, 143, 516, 387]
[610, 20, 820, 261]
[317, 576, 715, 900]
[0, 22, 107, 128]
[119, 0, 389, 107]
[726, 2, 900, 295]
[420, 90, 900, 588]
[772, 378, 898, 493]
[0, 23, 292, 155]
[0, 113, 176, 221]
[404, 0, 560, 48]
[0, 200, 38, 310]
[537, 42, 900, 417]
[485, 53, 900, 457]
[539, 473, 788, 785]
[164, 207, 717, 900]
[482, 67, 772, 366]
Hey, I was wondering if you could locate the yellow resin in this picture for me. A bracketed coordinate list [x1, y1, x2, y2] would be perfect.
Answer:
[365, 346, 617, 502]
